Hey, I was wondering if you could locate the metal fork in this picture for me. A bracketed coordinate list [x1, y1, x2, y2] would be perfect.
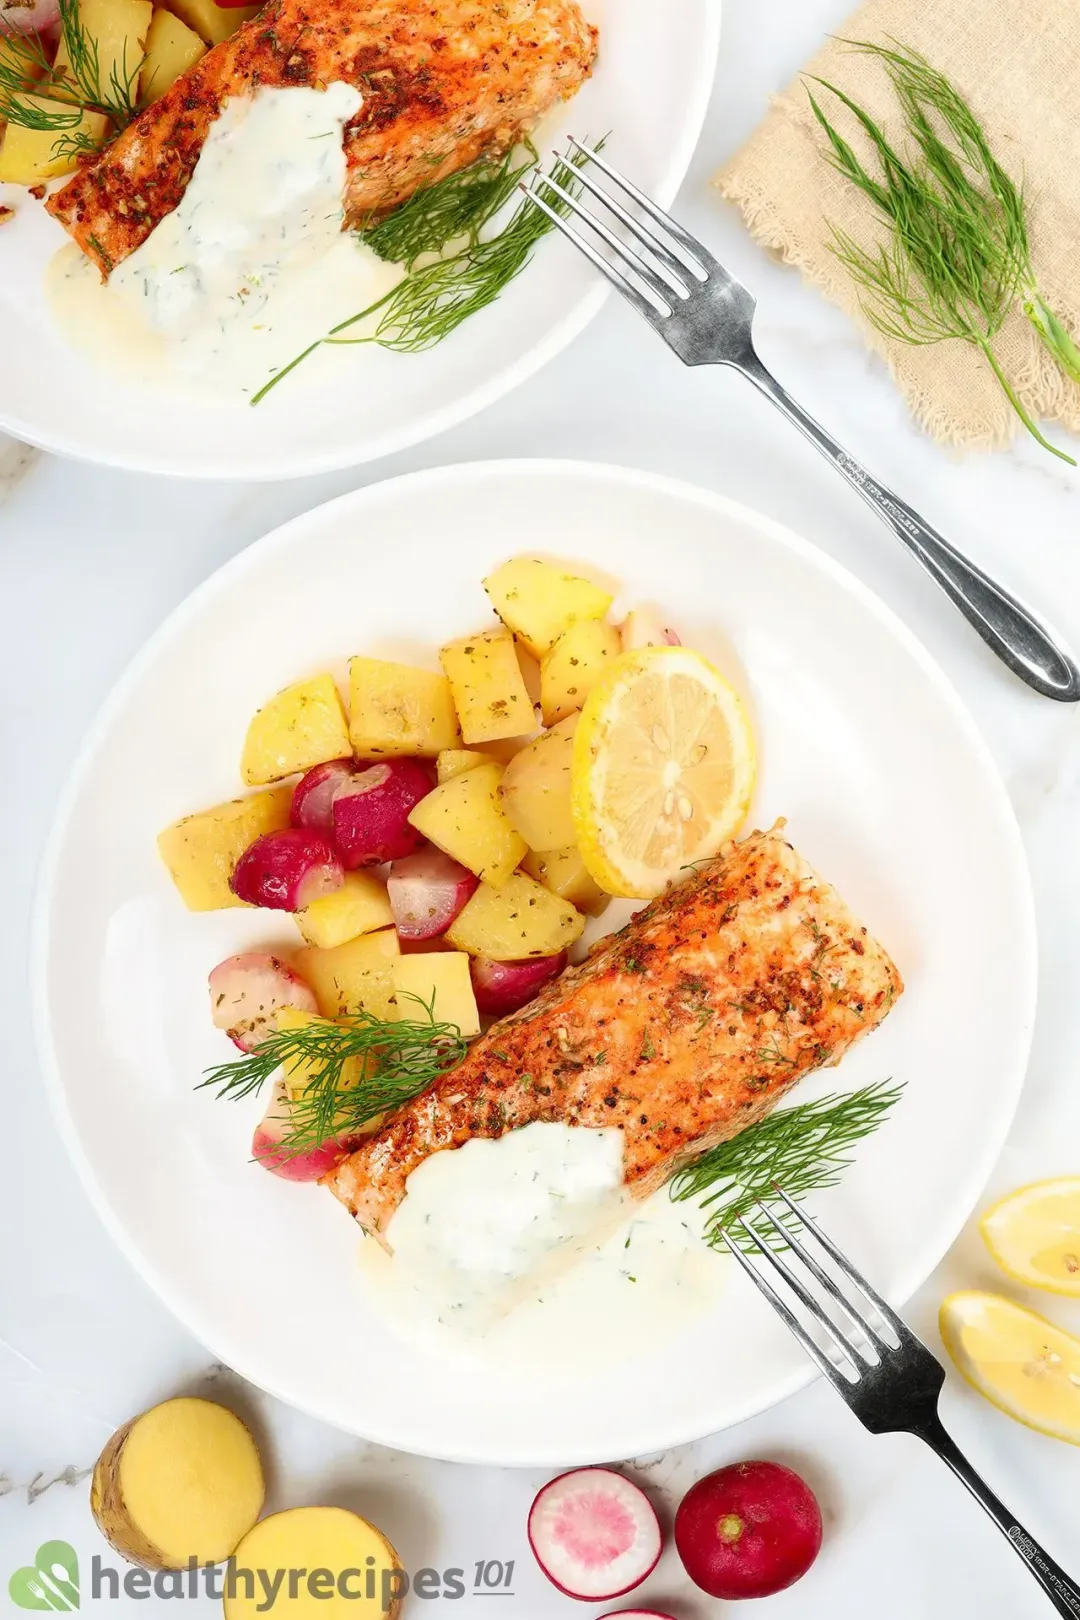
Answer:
[522, 142, 1080, 704]
[724, 1189, 1080, 1616]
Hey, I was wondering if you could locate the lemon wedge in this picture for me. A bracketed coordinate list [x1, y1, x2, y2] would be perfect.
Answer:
[571, 646, 755, 898]
[980, 1178, 1080, 1296]
[939, 1291, 1080, 1446]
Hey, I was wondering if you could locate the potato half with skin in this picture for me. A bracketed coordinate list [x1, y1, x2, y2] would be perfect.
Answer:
[91, 1398, 264, 1570]
[498, 716, 578, 851]
[225, 1507, 403, 1619]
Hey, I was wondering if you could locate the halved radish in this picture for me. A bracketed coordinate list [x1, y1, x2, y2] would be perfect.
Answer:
[250, 1080, 349, 1181]
[331, 758, 432, 867]
[1, 0, 60, 33]
[598, 1613, 676, 1619]
[471, 952, 567, 1016]
[619, 608, 681, 653]
[528, 1469, 661, 1601]
[291, 758, 356, 836]
[230, 828, 343, 910]
[387, 846, 478, 940]
[209, 952, 318, 1052]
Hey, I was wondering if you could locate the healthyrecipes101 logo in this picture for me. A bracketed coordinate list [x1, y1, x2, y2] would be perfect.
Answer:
[10, 1541, 81, 1611]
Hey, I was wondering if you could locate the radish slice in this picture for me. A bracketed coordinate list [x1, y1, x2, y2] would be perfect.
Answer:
[250, 1079, 349, 1182]
[528, 1469, 662, 1601]
[387, 847, 478, 940]
[230, 828, 344, 910]
[619, 608, 681, 653]
[598, 1613, 677, 1618]
[209, 952, 318, 1052]
[331, 758, 432, 868]
[0, 0, 59, 34]
[471, 952, 567, 1016]
[291, 758, 356, 836]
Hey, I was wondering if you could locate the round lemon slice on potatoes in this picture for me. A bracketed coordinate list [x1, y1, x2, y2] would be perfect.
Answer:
[939, 1291, 1080, 1446]
[980, 1178, 1080, 1296]
[571, 646, 755, 899]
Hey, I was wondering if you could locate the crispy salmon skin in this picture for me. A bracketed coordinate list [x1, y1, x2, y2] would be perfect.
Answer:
[325, 826, 903, 1242]
[47, 0, 598, 276]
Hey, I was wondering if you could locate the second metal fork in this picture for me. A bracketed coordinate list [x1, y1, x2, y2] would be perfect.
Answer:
[522, 142, 1080, 704]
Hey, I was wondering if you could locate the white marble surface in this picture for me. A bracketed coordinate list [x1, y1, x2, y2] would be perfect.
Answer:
[3, 0, 1080, 1613]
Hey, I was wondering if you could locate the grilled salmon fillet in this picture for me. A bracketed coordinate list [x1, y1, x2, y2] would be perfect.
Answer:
[326, 826, 903, 1242]
[46, 0, 598, 277]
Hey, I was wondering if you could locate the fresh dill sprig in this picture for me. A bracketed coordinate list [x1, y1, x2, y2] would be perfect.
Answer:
[807, 44, 1076, 464]
[361, 143, 538, 269]
[200, 998, 470, 1162]
[669, 1079, 903, 1253]
[0, 0, 140, 157]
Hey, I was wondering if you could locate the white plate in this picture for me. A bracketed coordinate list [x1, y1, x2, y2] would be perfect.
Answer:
[33, 461, 1036, 1465]
[0, 2, 718, 480]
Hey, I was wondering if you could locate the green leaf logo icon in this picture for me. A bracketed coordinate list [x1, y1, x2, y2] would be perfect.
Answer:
[9, 1541, 80, 1611]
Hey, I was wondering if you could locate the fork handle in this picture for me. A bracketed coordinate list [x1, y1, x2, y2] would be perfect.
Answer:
[916, 1414, 1080, 1615]
[737, 350, 1080, 702]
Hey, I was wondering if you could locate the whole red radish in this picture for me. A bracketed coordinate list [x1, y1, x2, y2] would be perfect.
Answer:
[331, 759, 432, 868]
[529, 1469, 661, 1601]
[471, 952, 567, 1016]
[674, 1460, 822, 1600]
[388, 846, 478, 940]
[251, 1080, 350, 1181]
[291, 758, 356, 836]
[231, 828, 343, 910]
[209, 952, 317, 1051]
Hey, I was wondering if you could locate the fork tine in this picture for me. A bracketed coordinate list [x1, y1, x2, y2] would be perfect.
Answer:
[723, 1232, 860, 1392]
[740, 1215, 876, 1370]
[553, 152, 695, 294]
[527, 171, 679, 309]
[771, 1185, 908, 1344]
[566, 137, 712, 276]
[752, 1202, 885, 1349]
[519, 180, 672, 323]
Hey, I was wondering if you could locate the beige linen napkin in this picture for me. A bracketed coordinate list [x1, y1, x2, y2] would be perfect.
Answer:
[715, 0, 1080, 450]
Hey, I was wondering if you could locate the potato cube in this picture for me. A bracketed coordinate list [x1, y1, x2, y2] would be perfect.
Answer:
[408, 762, 525, 887]
[273, 1008, 367, 1101]
[540, 619, 621, 727]
[439, 627, 534, 744]
[54, 0, 152, 105]
[348, 656, 461, 758]
[446, 872, 584, 959]
[294, 929, 400, 1021]
[294, 870, 393, 950]
[140, 7, 205, 99]
[436, 749, 491, 784]
[497, 716, 577, 851]
[522, 846, 609, 917]
[241, 673, 350, 786]
[157, 786, 292, 910]
[164, 0, 256, 44]
[392, 953, 480, 1037]
[483, 557, 613, 658]
[0, 99, 108, 184]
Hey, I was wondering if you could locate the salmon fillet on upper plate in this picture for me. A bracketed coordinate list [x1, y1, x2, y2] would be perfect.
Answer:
[326, 826, 904, 1242]
[46, 0, 598, 277]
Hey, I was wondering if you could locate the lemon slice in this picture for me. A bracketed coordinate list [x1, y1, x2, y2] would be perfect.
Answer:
[939, 1291, 1080, 1445]
[571, 646, 755, 898]
[980, 1178, 1080, 1296]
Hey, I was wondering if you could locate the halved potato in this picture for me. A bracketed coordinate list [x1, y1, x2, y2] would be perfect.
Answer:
[436, 748, 491, 784]
[294, 929, 400, 1020]
[540, 619, 621, 727]
[408, 761, 526, 887]
[497, 716, 577, 851]
[140, 7, 205, 100]
[348, 656, 461, 758]
[293, 870, 393, 949]
[164, 0, 257, 45]
[241, 673, 350, 786]
[521, 845, 609, 916]
[446, 872, 584, 959]
[392, 953, 480, 1036]
[483, 557, 613, 658]
[439, 627, 534, 744]
[157, 787, 293, 911]
[0, 99, 109, 183]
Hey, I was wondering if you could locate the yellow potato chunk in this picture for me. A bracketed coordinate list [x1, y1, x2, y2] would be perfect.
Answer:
[540, 619, 621, 727]
[0, 99, 108, 183]
[447, 872, 584, 960]
[54, 0, 152, 104]
[436, 748, 491, 784]
[157, 786, 292, 911]
[225, 1507, 402, 1620]
[91, 1398, 264, 1571]
[392, 953, 480, 1037]
[241, 673, 350, 786]
[294, 870, 392, 949]
[408, 762, 526, 888]
[294, 929, 400, 1021]
[273, 1008, 368, 1101]
[522, 845, 610, 916]
[140, 7, 205, 99]
[348, 656, 461, 758]
[164, 0, 256, 44]
[497, 716, 577, 851]
[483, 556, 613, 659]
[439, 626, 534, 744]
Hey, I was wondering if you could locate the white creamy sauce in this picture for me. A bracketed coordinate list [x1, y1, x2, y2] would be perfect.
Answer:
[360, 1122, 726, 1368]
[47, 83, 401, 400]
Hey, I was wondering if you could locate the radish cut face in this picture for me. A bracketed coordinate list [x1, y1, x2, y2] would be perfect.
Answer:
[291, 758, 356, 837]
[528, 1469, 661, 1601]
[209, 952, 317, 1052]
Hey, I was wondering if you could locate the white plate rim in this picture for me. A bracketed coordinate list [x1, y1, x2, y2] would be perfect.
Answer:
[31, 458, 1038, 1463]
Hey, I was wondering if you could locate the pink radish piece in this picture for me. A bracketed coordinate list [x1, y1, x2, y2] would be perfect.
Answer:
[291, 758, 356, 836]
[471, 952, 567, 1016]
[0, 0, 59, 33]
[250, 1080, 348, 1181]
[598, 1613, 677, 1619]
[209, 952, 318, 1053]
[528, 1469, 661, 1601]
[230, 828, 344, 910]
[674, 1460, 822, 1600]
[387, 846, 478, 940]
[619, 608, 681, 653]
[331, 759, 432, 868]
